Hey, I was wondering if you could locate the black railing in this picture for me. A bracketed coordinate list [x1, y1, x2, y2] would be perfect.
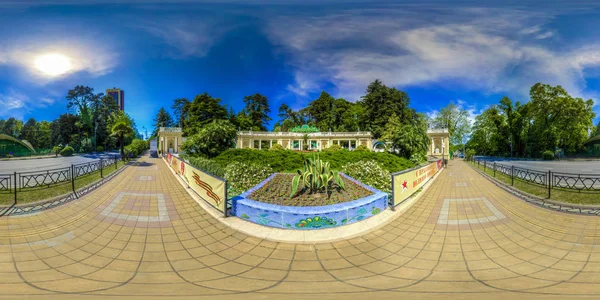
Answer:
[19, 166, 71, 189]
[0, 174, 11, 192]
[472, 159, 600, 198]
[1, 155, 121, 206]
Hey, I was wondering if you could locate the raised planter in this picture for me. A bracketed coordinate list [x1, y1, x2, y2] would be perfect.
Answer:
[232, 173, 388, 230]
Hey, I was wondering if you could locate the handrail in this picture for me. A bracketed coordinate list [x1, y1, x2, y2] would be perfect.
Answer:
[473, 158, 600, 192]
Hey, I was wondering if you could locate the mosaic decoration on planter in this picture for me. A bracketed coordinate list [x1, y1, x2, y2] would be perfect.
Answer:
[295, 216, 337, 228]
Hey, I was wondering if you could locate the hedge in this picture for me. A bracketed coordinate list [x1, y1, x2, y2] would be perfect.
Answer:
[212, 149, 413, 173]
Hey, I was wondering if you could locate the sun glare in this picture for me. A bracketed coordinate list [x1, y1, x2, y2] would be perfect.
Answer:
[34, 53, 72, 76]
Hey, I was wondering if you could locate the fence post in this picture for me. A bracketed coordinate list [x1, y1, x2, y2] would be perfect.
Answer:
[548, 170, 552, 199]
[484, 161, 486, 172]
[115, 156, 118, 170]
[13, 172, 17, 205]
[511, 165, 514, 186]
[100, 158, 103, 178]
[224, 180, 228, 218]
[390, 173, 395, 211]
[493, 162, 496, 177]
[71, 164, 76, 197]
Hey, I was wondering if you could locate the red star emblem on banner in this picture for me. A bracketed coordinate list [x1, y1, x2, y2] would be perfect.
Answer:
[401, 179, 408, 192]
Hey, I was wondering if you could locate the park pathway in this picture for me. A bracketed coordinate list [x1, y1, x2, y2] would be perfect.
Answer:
[1, 155, 600, 299]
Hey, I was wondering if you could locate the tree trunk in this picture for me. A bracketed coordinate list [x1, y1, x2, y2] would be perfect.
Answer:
[120, 134, 125, 161]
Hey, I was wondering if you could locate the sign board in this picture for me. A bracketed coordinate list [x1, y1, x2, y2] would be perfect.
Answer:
[165, 154, 227, 215]
[392, 160, 442, 206]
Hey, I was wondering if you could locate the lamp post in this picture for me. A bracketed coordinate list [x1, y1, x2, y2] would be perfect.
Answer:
[442, 139, 446, 167]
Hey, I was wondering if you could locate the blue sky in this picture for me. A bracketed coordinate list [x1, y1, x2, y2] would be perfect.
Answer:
[1, 0, 600, 134]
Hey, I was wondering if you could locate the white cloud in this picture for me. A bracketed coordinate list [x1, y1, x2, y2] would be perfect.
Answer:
[535, 31, 554, 39]
[264, 7, 600, 104]
[133, 18, 234, 58]
[0, 90, 29, 119]
[520, 25, 541, 35]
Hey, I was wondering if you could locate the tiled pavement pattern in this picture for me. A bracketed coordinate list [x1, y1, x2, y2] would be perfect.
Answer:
[2, 157, 600, 299]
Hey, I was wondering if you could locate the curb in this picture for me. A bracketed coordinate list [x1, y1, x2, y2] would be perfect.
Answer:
[163, 157, 445, 244]
[467, 162, 600, 216]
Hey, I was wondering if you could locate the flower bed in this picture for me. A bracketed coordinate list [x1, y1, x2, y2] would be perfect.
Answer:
[248, 173, 373, 206]
[232, 173, 388, 230]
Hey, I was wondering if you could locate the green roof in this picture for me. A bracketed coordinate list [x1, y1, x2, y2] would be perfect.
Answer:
[584, 135, 600, 146]
[0, 134, 36, 153]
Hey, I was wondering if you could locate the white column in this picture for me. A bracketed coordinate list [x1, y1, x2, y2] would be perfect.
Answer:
[175, 137, 178, 153]
[270, 140, 273, 148]
[259, 140, 262, 150]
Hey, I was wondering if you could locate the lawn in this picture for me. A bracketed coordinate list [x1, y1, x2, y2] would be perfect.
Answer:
[247, 173, 373, 206]
[470, 161, 600, 205]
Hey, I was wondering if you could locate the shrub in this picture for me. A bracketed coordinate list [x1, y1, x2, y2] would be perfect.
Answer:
[464, 149, 476, 161]
[213, 149, 413, 173]
[186, 156, 226, 178]
[60, 146, 74, 157]
[181, 119, 236, 158]
[410, 153, 426, 165]
[542, 150, 554, 161]
[225, 162, 273, 196]
[128, 139, 148, 157]
[96, 146, 104, 152]
[270, 143, 285, 151]
[355, 144, 370, 152]
[323, 144, 342, 152]
[342, 160, 391, 194]
[80, 138, 93, 153]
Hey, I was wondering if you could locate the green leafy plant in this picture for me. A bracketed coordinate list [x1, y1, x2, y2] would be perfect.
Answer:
[270, 143, 285, 151]
[542, 150, 554, 160]
[187, 156, 226, 178]
[224, 162, 273, 197]
[355, 144, 370, 152]
[96, 146, 104, 152]
[323, 144, 342, 152]
[59, 146, 74, 156]
[290, 153, 345, 197]
[52, 146, 62, 157]
[342, 160, 391, 194]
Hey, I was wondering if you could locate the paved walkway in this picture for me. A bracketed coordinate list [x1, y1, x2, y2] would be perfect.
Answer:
[1, 155, 600, 299]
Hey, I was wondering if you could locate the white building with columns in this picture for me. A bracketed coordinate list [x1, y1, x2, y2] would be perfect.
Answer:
[236, 129, 450, 155]
[158, 127, 185, 154]
[427, 128, 450, 158]
[236, 131, 373, 151]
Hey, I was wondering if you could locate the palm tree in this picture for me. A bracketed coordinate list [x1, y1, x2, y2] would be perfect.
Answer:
[111, 121, 133, 160]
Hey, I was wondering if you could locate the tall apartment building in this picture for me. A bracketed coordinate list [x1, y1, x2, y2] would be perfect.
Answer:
[106, 88, 124, 111]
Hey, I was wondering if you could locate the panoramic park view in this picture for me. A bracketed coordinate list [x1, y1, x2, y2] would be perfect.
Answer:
[2, 1, 600, 299]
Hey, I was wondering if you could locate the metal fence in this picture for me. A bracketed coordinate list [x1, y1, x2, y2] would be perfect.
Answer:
[472, 158, 600, 197]
[0, 155, 120, 205]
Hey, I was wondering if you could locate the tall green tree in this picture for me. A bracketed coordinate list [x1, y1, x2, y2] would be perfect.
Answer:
[242, 93, 271, 131]
[185, 93, 228, 136]
[152, 107, 174, 137]
[361, 79, 412, 139]
[21, 118, 38, 147]
[110, 112, 134, 160]
[36, 121, 53, 149]
[1, 117, 23, 137]
[307, 91, 335, 131]
[431, 103, 471, 150]
[171, 98, 190, 128]
[382, 112, 430, 159]
[528, 83, 595, 155]
[181, 119, 237, 158]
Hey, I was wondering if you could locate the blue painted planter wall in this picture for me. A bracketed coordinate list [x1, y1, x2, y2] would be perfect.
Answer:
[232, 173, 388, 230]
